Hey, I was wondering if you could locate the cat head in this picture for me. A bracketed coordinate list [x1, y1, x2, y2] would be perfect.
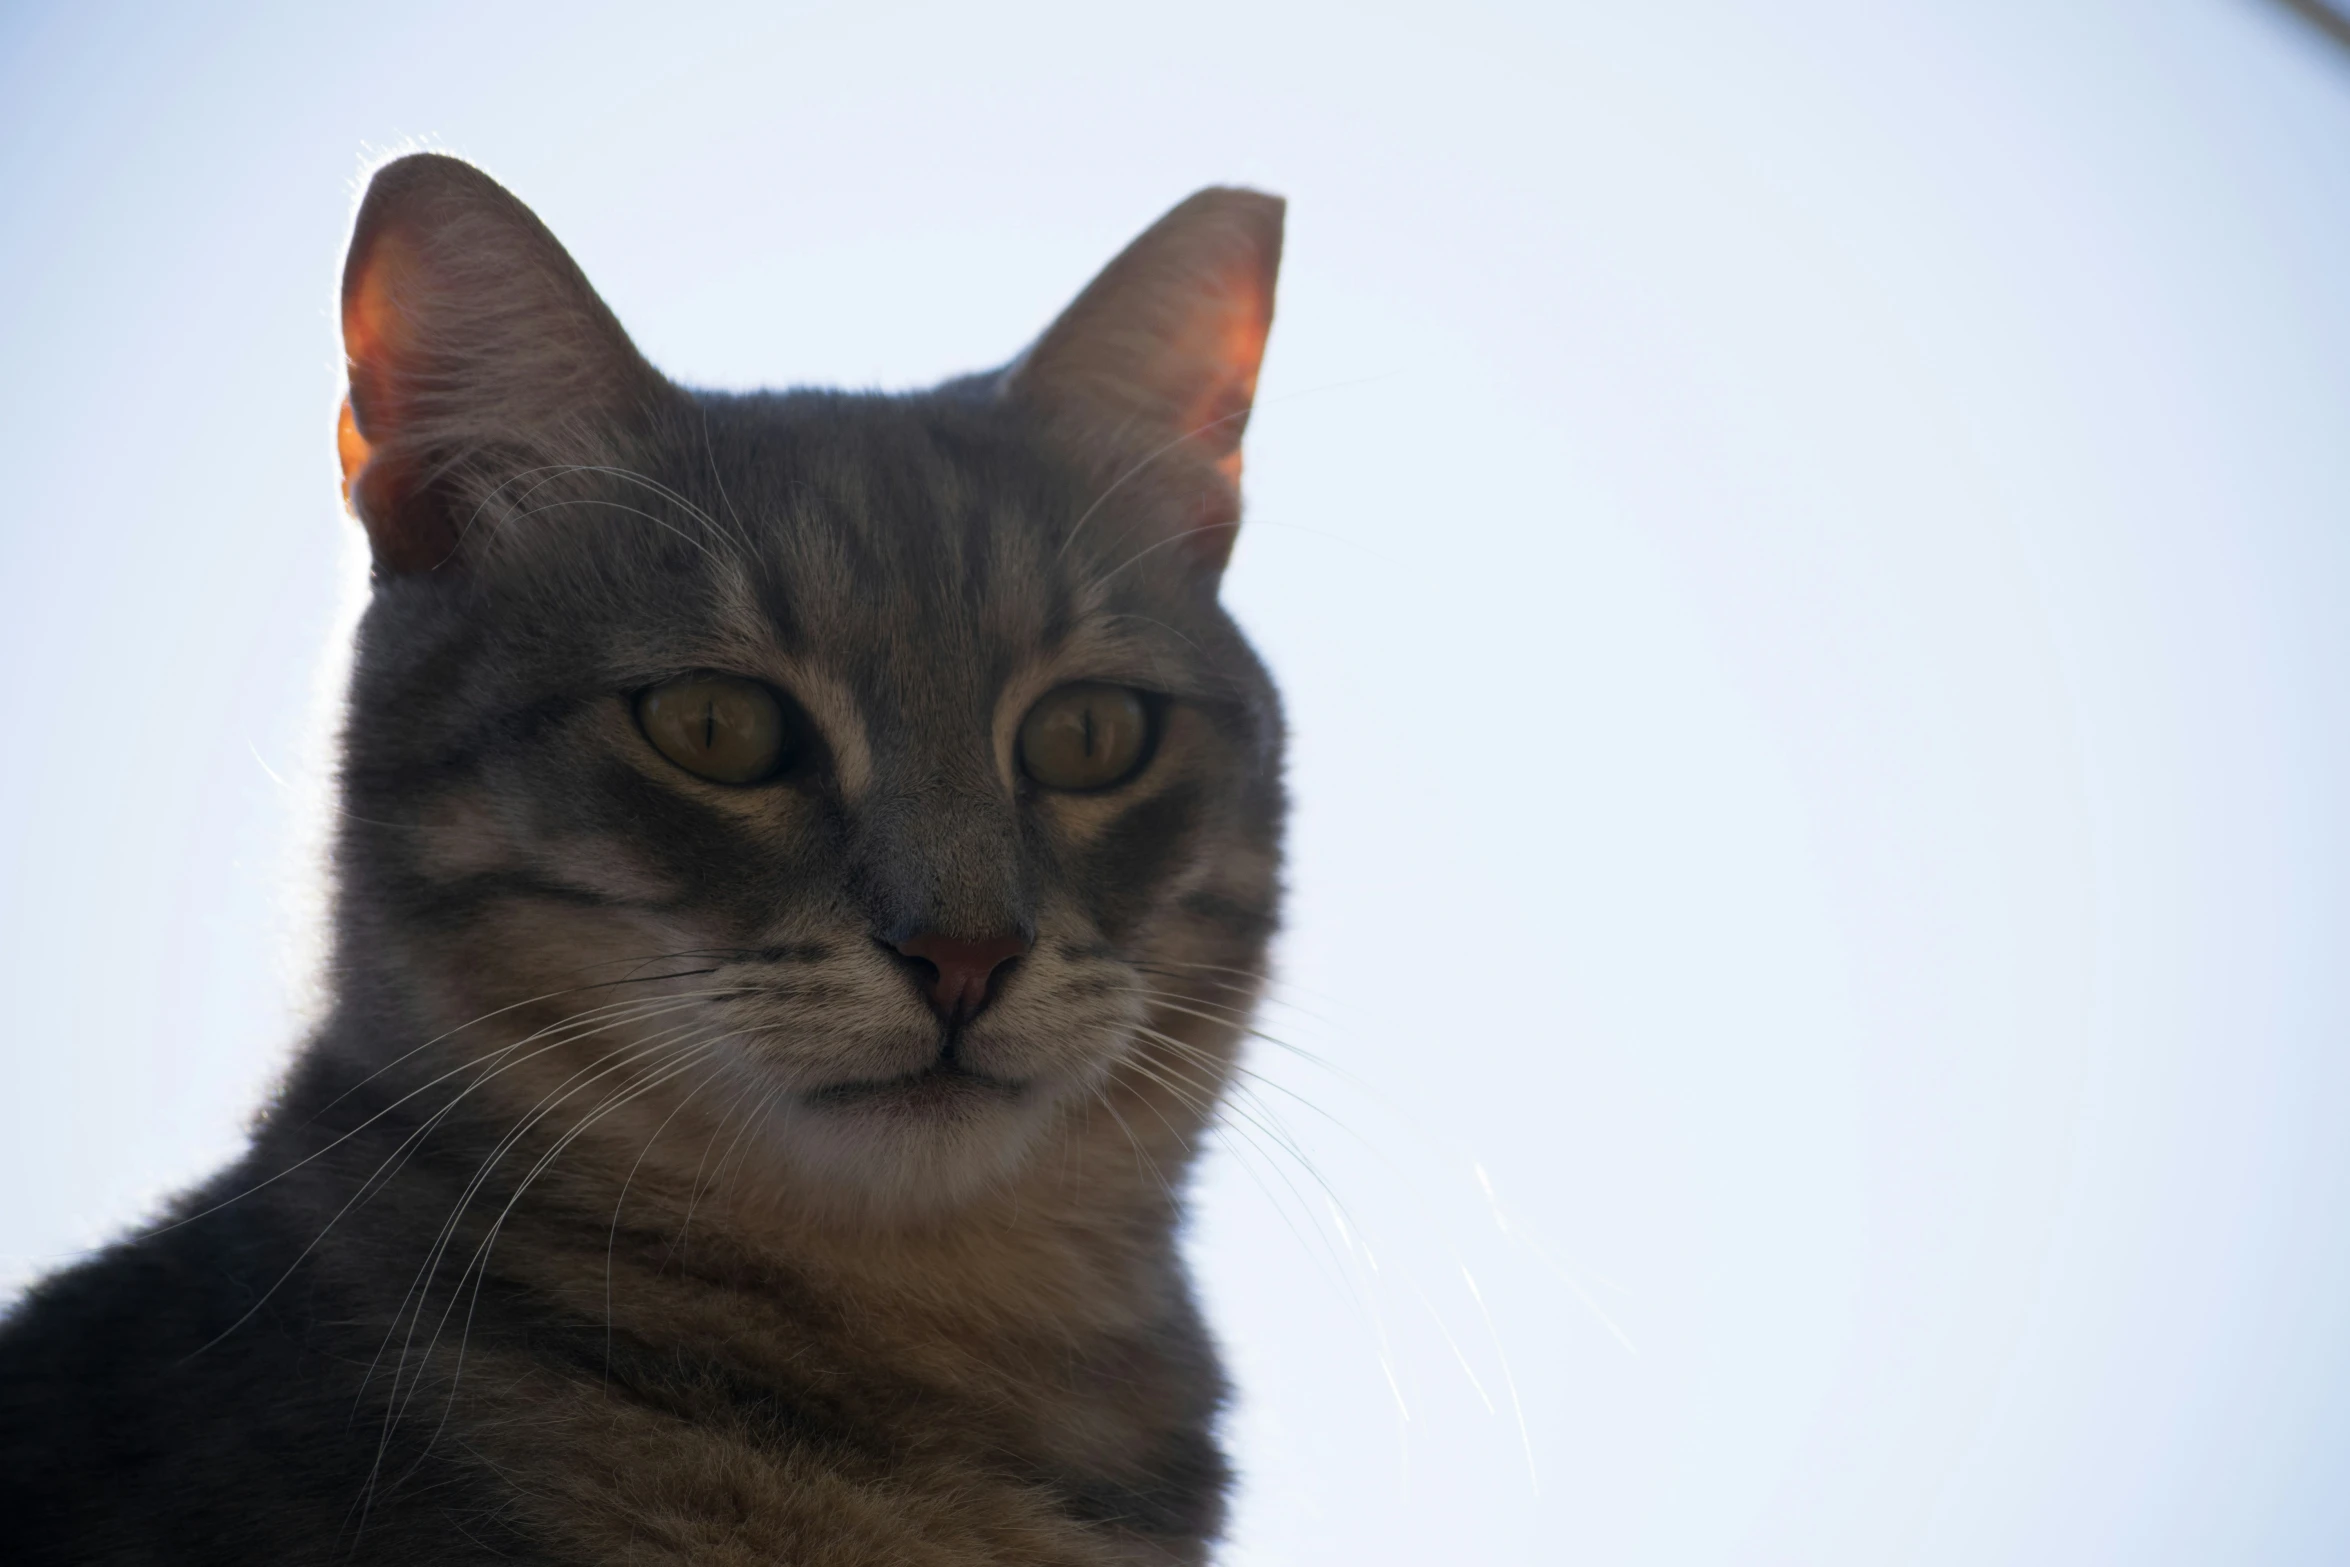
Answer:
[328, 155, 1285, 1221]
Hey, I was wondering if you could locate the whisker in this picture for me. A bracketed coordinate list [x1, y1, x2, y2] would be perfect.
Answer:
[604, 1056, 734, 1382]
[1109, 1047, 1372, 1334]
[160, 977, 742, 1233]
[356, 1020, 725, 1516]
[1123, 1019, 1539, 1454]
[1087, 1082, 1177, 1207]
[341, 1011, 718, 1540]
[409, 1037, 734, 1467]
[696, 406, 756, 553]
[1139, 979, 1632, 1374]
[1054, 403, 1253, 565]
[455, 462, 736, 570]
[661, 1066, 774, 1275]
[351, 1008, 726, 1391]
[1124, 988, 1367, 1095]
[182, 994, 735, 1359]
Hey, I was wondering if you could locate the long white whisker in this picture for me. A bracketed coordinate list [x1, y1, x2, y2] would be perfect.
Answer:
[408, 1037, 734, 1466]
[185, 994, 734, 1360]
[160, 976, 738, 1233]
[355, 1018, 724, 1520]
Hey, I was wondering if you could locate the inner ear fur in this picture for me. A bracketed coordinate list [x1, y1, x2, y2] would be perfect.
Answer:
[1005, 187, 1284, 573]
[340, 153, 673, 575]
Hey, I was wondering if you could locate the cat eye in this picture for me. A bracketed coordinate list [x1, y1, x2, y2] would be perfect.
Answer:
[635, 674, 791, 785]
[1018, 684, 1153, 792]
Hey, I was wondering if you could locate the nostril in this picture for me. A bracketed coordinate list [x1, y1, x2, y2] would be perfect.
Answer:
[891, 932, 1032, 1024]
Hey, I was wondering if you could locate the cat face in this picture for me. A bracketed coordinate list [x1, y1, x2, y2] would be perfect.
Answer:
[330, 158, 1284, 1215]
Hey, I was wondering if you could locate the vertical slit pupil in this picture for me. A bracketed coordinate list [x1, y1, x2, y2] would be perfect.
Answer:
[1081, 705, 1097, 758]
[703, 701, 716, 749]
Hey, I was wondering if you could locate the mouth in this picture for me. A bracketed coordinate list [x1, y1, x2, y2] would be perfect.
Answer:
[802, 1058, 1028, 1112]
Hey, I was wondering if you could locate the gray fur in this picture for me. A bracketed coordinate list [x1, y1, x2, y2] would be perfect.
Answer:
[0, 155, 1286, 1564]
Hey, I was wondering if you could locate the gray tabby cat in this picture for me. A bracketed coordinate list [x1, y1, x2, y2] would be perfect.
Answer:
[0, 153, 1285, 1565]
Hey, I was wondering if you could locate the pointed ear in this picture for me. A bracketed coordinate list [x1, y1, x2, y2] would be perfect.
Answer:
[339, 154, 670, 574]
[1005, 187, 1284, 572]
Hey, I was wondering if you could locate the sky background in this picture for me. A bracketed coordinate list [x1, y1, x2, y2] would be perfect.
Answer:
[4, 1, 2349, 1561]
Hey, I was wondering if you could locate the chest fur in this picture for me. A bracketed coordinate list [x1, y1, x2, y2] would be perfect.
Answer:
[441, 1238, 1229, 1565]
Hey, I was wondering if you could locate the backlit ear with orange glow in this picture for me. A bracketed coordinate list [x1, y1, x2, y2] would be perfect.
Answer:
[336, 397, 369, 506]
[341, 210, 455, 572]
[1006, 187, 1284, 573]
[338, 153, 667, 576]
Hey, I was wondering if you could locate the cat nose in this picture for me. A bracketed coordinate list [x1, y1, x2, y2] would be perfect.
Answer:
[891, 932, 1031, 1024]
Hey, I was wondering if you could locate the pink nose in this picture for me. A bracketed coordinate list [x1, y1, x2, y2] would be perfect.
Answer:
[893, 932, 1031, 1023]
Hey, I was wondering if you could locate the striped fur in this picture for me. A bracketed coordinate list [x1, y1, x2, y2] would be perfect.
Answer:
[0, 156, 1286, 1564]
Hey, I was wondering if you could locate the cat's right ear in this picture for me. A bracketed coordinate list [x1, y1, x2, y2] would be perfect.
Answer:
[338, 154, 669, 574]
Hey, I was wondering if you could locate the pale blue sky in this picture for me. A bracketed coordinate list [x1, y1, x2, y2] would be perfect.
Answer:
[5, 2, 2349, 1560]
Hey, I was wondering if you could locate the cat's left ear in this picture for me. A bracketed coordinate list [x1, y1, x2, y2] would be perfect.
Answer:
[338, 153, 672, 574]
[1005, 187, 1284, 574]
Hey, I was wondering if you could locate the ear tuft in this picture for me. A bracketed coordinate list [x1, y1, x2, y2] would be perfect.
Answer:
[339, 154, 668, 574]
[1007, 187, 1285, 572]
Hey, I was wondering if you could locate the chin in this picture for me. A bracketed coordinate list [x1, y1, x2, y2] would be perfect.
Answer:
[753, 1062, 1078, 1221]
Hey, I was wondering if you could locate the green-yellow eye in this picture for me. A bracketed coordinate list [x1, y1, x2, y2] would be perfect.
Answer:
[635, 674, 790, 785]
[1018, 684, 1152, 792]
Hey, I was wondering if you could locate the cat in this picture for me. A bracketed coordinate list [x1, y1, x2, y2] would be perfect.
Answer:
[0, 152, 1286, 1565]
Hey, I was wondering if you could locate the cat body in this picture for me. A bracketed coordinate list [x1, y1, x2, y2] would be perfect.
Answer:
[0, 156, 1285, 1564]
